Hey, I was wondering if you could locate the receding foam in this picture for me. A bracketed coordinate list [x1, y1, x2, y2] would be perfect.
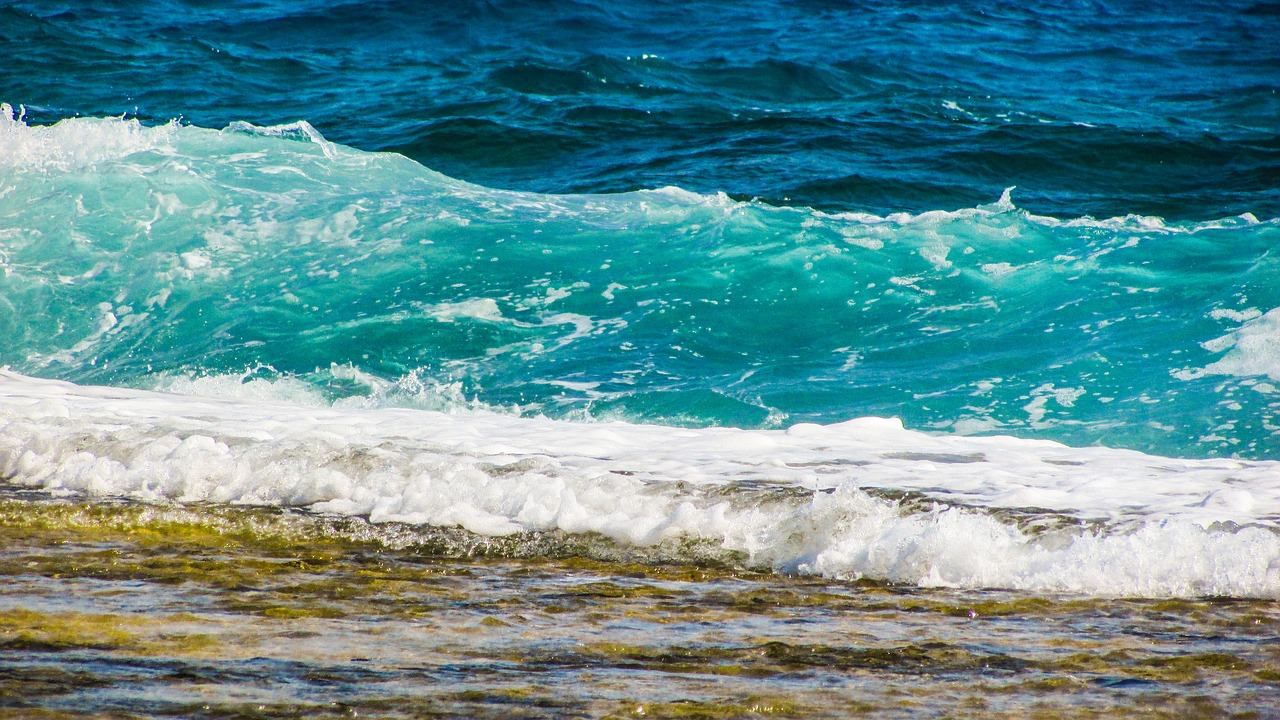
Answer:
[1, 370, 1276, 598]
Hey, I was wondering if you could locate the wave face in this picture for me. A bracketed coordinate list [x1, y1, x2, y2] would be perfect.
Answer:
[2, 110, 1279, 461]
[2, 113, 1279, 597]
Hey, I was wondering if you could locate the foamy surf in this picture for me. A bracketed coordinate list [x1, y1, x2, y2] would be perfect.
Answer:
[2, 369, 1276, 598]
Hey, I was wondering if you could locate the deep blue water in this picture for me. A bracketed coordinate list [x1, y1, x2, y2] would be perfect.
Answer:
[2, 0, 1280, 460]
[5, 0, 1278, 218]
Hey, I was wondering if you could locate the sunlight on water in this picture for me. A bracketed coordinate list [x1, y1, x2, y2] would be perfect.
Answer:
[3, 1, 1279, 716]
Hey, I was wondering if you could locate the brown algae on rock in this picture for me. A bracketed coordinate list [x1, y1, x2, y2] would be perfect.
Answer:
[0, 497, 1277, 718]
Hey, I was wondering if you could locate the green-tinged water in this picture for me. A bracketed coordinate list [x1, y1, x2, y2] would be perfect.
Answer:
[2, 497, 1277, 719]
[3, 113, 1278, 459]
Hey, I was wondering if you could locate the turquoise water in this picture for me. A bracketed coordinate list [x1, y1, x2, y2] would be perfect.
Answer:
[4, 1, 1279, 460]
[3, 1, 1279, 462]
[2, 111, 1278, 460]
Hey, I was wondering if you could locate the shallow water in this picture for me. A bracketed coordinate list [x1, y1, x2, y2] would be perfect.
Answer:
[2, 497, 1278, 719]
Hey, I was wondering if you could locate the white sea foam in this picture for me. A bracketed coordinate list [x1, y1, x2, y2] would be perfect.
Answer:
[0, 104, 175, 171]
[4, 109, 1272, 247]
[223, 119, 339, 159]
[1201, 307, 1280, 381]
[1, 370, 1277, 597]
[1175, 306, 1280, 384]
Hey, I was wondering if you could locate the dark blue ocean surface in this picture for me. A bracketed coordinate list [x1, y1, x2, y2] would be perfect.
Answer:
[3, 0, 1277, 219]
[2, 0, 1280, 460]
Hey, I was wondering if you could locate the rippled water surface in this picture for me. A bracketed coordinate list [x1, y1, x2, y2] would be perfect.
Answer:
[2, 1, 1279, 716]
[4, 0, 1278, 219]
[3, 497, 1278, 719]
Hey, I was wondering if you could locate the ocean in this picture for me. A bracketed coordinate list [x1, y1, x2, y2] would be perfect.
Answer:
[2, 0, 1279, 717]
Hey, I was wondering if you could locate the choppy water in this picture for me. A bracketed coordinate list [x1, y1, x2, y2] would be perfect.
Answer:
[6, 1, 1279, 221]
[2, 0, 1280, 584]
[4, 110, 1280, 459]
[2, 2, 1280, 715]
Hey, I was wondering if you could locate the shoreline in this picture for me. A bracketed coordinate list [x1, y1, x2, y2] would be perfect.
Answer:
[2, 497, 1277, 719]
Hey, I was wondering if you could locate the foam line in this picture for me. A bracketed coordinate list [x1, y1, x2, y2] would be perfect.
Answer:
[2, 370, 1276, 597]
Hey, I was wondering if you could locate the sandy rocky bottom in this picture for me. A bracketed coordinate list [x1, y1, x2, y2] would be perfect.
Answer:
[0, 493, 1277, 720]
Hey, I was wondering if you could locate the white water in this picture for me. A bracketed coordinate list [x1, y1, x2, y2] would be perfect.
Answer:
[2, 370, 1277, 597]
